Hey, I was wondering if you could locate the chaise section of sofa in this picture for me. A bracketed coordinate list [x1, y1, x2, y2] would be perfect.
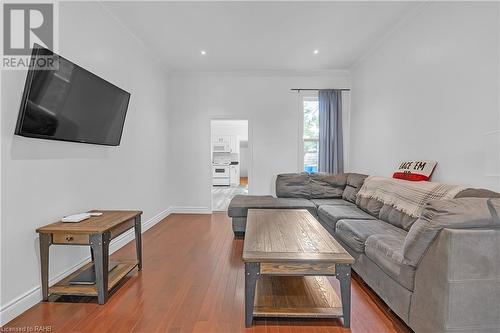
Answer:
[227, 194, 316, 236]
[227, 172, 368, 236]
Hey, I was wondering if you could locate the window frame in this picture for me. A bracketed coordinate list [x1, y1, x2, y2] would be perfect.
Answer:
[297, 91, 319, 173]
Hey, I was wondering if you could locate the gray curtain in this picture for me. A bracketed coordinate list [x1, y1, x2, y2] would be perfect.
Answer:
[318, 89, 343, 173]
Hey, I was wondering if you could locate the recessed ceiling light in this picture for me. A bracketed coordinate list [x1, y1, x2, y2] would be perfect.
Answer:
[200, 50, 207, 55]
[313, 49, 319, 55]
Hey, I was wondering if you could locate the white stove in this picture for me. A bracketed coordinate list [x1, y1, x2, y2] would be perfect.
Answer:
[212, 152, 239, 186]
[212, 164, 230, 186]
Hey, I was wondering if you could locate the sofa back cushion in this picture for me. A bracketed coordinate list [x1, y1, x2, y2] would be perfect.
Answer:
[403, 198, 500, 267]
[356, 176, 465, 231]
[378, 204, 417, 231]
[276, 172, 349, 199]
[356, 196, 384, 217]
[342, 173, 368, 203]
[309, 173, 348, 198]
[357, 185, 500, 231]
[455, 188, 500, 199]
[275, 173, 310, 198]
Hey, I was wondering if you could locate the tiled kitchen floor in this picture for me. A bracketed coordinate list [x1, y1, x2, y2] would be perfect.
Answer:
[212, 184, 248, 211]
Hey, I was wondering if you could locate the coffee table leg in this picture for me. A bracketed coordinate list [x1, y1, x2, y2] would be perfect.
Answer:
[336, 264, 351, 328]
[245, 262, 260, 327]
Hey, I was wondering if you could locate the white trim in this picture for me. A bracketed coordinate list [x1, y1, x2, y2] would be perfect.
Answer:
[296, 91, 303, 171]
[109, 208, 172, 253]
[0, 207, 172, 326]
[497, 2, 500, 191]
[0, 57, 3, 332]
[297, 91, 319, 172]
[0, 258, 89, 327]
[168, 69, 351, 79]
[169, 207, 212, 214]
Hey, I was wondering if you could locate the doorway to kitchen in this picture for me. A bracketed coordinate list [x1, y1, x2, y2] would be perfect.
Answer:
[210, 119, 250, 212]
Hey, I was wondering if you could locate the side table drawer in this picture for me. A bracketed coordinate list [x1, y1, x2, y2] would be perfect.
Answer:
[53, 233, 89, 245]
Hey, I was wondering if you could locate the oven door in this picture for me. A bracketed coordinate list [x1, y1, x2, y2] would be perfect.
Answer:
[213, 143, 231, 153]
[212, 166, 229, 178]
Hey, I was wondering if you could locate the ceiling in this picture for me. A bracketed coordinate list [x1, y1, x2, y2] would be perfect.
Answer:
[102, 1, 420, 72]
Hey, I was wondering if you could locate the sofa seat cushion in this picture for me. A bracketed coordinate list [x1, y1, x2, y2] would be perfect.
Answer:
[318, 205, 376, 231]
[227, 195, 316, 217]
[365, 234, 415, 291]
[310, 198, 355, 207]
[335, 219, 405, 253]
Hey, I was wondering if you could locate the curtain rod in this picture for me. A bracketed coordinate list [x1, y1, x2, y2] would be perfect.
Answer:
[290, 88, 351, 91]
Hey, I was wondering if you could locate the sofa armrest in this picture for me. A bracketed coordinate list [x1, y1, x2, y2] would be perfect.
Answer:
[409, 228, 500, 333]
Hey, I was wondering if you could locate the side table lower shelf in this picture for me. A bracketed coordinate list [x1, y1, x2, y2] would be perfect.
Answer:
[49, 260, 138, 297]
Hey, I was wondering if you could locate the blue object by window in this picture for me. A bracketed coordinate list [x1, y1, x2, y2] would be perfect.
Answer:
[304, 165, 317, 173]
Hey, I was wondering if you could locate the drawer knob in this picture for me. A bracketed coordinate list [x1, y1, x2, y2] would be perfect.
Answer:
[66, 236, 74, 241]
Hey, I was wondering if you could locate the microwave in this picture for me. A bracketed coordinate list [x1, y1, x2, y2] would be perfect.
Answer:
[213, 143, 231, 153]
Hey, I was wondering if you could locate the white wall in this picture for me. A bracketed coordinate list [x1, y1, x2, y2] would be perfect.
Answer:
[0, 2, 170, 323]
[168, 71, 350, 209]
[349, 2, 500, 190]
[211, 120, 248, 141]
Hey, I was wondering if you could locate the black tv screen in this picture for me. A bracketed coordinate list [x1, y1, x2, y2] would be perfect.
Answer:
[15, 45, 130, 146]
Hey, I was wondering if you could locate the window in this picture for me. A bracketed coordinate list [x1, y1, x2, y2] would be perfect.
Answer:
[303, 96, 319, 173]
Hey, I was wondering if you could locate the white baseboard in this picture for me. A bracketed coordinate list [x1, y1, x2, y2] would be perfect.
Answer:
[0, 256, 90, 327]
[0, 207, 172, 326]
[169, 206, 212, 214]
[108, 207, 172, 254]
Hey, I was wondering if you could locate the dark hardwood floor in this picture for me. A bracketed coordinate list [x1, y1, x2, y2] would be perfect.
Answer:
[4, 213, 412, 332]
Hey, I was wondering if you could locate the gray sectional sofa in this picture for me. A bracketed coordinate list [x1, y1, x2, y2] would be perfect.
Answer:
[228, 172, 500, 333]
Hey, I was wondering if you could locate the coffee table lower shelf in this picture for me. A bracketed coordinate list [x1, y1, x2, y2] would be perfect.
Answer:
[253, 275, 343, 319]
[49, 259, 138, 297]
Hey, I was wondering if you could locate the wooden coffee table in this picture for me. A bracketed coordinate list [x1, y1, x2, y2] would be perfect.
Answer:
[242, 209, 355, 327]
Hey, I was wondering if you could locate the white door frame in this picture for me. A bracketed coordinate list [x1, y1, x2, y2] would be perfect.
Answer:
[209, 117, 253, 212]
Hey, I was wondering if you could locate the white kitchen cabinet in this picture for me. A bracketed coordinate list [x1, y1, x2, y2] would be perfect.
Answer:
[213, 135, 231, 144]
[229, 136, 239, 154]
[230, 165, 240, 186]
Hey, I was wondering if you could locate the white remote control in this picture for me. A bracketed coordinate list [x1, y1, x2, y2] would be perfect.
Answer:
[61, 213, 91, 223]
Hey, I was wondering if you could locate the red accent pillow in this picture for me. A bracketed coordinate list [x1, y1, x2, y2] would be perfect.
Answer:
[393, 161, 437, 181]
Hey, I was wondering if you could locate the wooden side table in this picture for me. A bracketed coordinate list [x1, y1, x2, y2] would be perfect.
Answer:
[36, 210, 142, 304]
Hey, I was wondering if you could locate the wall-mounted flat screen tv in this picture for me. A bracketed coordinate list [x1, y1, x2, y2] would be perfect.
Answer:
[14, 44, 131, 146]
